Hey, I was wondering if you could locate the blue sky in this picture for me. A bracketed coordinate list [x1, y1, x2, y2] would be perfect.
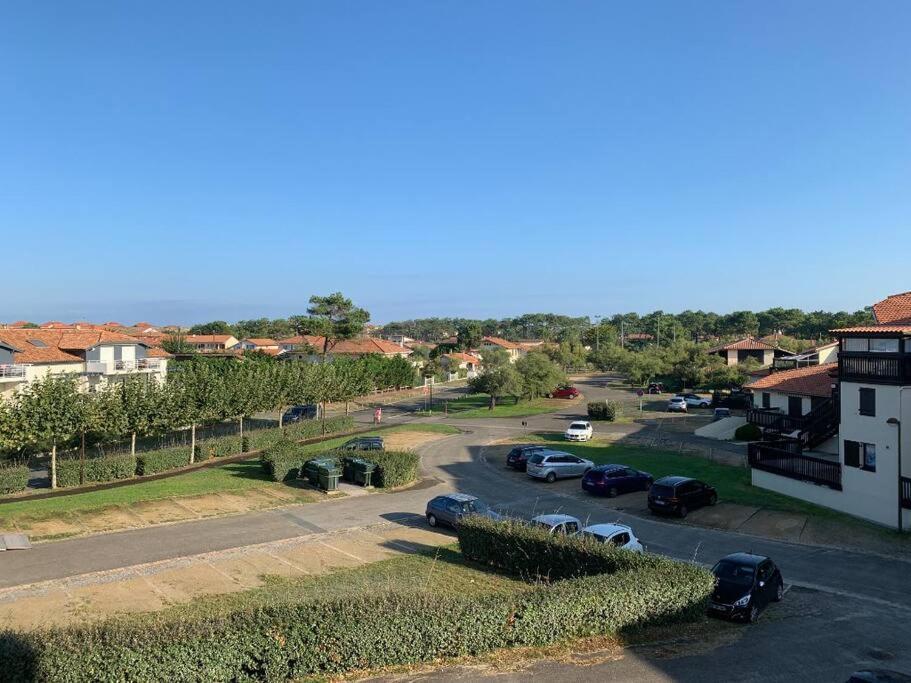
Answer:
[2, 1, 910, 324]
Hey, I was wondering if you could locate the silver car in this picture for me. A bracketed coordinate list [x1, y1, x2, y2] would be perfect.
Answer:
[526, 450, 594, 483]
[530, 514, 582, 534]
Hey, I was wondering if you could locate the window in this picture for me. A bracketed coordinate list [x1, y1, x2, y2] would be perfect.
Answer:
[859, 388, 876, 417]
[844, 337, 869, 352]
[611, 532, 630, 547]
[845, 440, 876, 472]
[565, 521, 579, 533]
[762, 392, 771, 409]
[757, 562, 772, 583]
[870, 338, 900, 353]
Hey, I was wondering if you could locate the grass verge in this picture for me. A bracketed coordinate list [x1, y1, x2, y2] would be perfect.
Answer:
[446, 394, 572, 419]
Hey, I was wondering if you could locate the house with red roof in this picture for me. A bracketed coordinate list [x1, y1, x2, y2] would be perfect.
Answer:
[747, 291, 911, 530]
[184, 334, 240, 353]
[707, 336, 793, 366]
[480, 336, 524, 363]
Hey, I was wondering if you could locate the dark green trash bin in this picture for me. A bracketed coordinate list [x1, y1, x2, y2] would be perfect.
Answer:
[342, 457, 356, 483]
[352, 458, 376, 487]
[316, 460, 340, 492]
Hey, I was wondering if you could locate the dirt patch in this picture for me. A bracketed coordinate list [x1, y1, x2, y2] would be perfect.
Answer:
[688, 503, 760, 531]
[128, 499, 198, 525]
[14, 516, 84, 541]
[75, 506, 148, 533]
[736, 508, 807, 542]
[382, 431, 451, 451]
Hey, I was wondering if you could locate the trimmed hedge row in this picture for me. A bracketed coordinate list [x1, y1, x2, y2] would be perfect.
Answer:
[587, 399, 622, 421]
[0, 462, 29, 494]
[458, 516, 665, 581]
[259, 439, 305, 482]
[0, 532, 713, 681]
[56, 453, 137, 488]
[135, 447, 193, 476]
[364, 450, 420, 488]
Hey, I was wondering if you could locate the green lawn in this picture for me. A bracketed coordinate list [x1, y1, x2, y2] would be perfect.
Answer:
[0, 425, 456, 524]
[524, 433, 849, 519]
[445, 394, 568, 419]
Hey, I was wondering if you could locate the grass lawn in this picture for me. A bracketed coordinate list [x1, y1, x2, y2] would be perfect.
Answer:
[0, 425, 456, 526]
[523, 433, 852, 520]
[445, 394, 569, 419]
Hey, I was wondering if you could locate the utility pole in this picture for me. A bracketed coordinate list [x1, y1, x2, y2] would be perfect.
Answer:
[594, 314, 602, 353]
[621, 321, 626, 347]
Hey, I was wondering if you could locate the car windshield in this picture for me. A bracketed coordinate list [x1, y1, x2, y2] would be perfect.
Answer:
[465, 500, 489, 513]
[713, 560, 756, 586]
[580, 531, 607, 543]
[569, 423, 588, 430]
[528, 454, 545, 464]
[650, 484, 675, 497]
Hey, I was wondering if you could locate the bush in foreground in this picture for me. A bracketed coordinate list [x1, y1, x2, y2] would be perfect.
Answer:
[0, 462, 28, 494]
[587, 400, 622, 421]
[734, 423, 762, 441]
[363, 450, 419, 488]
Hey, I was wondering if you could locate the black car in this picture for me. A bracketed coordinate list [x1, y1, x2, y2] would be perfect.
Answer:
[582, 464, 653, 497]
[708, 553, 783, 623]
[647, 476, 717, 517]
[647, 382, 664, 394]
[505, 445, 545, 471]
[340, 436, 384, 451]
[282, 404, 318, 423]
[712, 390, 752, 410]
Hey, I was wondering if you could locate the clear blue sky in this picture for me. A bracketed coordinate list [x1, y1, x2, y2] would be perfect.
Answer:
[2, 1, 910, 325]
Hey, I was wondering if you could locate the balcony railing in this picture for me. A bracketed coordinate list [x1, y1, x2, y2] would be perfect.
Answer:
[0, 364, 27, 381]
[748, 442, 842, 490]
[902, 477, 911, 511]
[85, 359, 163, 374]
[839, 352, 911, 385]
[747, 408, 807, 433]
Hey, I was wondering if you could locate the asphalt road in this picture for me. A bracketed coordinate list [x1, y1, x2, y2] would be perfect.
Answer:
[2, 374, 910, 681]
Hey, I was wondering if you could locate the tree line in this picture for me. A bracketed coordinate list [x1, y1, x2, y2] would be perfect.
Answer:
[0, 354, 416, 488]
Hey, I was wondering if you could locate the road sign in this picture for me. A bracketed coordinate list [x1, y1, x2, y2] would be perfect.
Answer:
[636, 389, 644, 397]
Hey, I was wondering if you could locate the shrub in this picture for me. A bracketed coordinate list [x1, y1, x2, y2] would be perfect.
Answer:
[56, 453, 137, 488]
[201, 435, 243, 459]
[363, 450, 420, 488]
[587, 400, 622, 421]
[0, 561, 713, 682]
[458, 516, 663, 580]
[734, 423, 762, 441]
[136, 447, 192, 476]
[260, 439, 307, 482]
[284, 415, 355, 441]
[0, 462, 28, 494]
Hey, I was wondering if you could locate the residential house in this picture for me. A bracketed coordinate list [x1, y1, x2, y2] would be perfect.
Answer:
[0, 329, 170, 400]
[277, 335, 327, 353]
[280, 337, 414, 362]
[772, 340, 839, 371]
[707, 336, 791, 366]
[237, 338, 281, 354]
[184, 334, 240, 353]
[480, 336, 524, 363]
[441, 352, 482, 378]
[747, 291, 911, 530]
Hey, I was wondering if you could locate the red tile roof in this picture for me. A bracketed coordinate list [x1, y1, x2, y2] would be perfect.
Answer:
[330, 338, 412, 356]
[745, 363, 837, 398]
[873, 291, 911, 324]
[186, 335, 236, 344]
[707, 336, 778, 353]
[242, 338, 279, 347]
[279, 335, 328, 349]
[444, 352, 481, 365]
[482, 336, 520, 350]
[832, 325, 911, 334]
[0, 329, 153, 364]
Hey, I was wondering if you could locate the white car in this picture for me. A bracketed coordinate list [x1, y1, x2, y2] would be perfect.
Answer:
[564, 420, 594, 441]
[530, 514, 581, 535]
[678, 393, 712, 408]
[667, 396, 688, 413]
[577, 523, 644, 552]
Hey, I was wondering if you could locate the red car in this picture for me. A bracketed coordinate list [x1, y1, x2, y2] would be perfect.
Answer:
[548, 386, 580, 399]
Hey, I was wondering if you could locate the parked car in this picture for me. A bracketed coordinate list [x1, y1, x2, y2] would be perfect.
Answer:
[712, 390, 752, 410]
[577, 523, 644, 552]
[582, 464, 653, 497]
[646, 382, 664, 394]
[526, 450, 594, 483]
[648, 476, 717, 517]
[708, 553, 783, 623]
[530, 513, 581, 534]
[564, 420, 593, 442]
[425, 493, 503, 529]
[678, 393, 711, 408]
[340, 436, 384, 451]
[666, 396, 688, 412]
[505, 445, 546, 471]
[712, 407, 732, 421]
[549, 386, 580, 399]
[282, 404, 318, 423]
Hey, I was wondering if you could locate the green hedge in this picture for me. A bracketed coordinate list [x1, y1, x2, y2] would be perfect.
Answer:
[199, 435, 242, 459]
[56, 453, 137, 488]
[285, 415, 355, 441]
[734, 423, 762, 441]
[458, 516, 665, 580]
[259, 439, 306, 482]
[364, 450, 420, 488]
[0, 462, 28, 495]
[0, 561, 713, 682]
[587, 400, 622, 421]
[135, 447, 193, 476]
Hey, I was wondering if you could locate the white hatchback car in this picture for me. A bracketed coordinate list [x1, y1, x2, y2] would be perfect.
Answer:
[578, 523, 644, 552]
[564, 420, 594, 441]
[530, 514, 582, 535]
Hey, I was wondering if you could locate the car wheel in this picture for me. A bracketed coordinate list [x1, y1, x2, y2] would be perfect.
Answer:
[748, 605, 760, 623]
[678, 505, 688, 518]
[607, 486, 618, 498]
[708, 492, 718, 506]
[427, 514, 438, 527]
[545, 472, 556, 483]
[774, 580, 784, 602]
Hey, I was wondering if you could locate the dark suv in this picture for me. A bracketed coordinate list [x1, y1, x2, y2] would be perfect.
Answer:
[282, 404, 318, 423]
[648, 476, 717, 517]
[506, 445, 545, 471]
[340, 436, 384, 451]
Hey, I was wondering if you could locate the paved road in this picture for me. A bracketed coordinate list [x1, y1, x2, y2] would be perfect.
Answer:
[2, 374, 910, 680]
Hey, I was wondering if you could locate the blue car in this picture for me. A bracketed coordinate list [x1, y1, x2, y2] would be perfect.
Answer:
[582, 464, 653, 497]
[425, 493, 503, 529]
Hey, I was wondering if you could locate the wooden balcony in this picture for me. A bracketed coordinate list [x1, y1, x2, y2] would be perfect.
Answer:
[748, 442, 842, 490]
[747, 408, 807, 433]
[839, 352, 911, 385]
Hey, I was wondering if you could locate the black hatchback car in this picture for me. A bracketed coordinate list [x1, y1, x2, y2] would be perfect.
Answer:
[582, 464, 653, 497]
[647, 476, 717, 517]
[340, 436, 384, 451]
[505, 445, 545, 471]
[708, 553, 783, 623]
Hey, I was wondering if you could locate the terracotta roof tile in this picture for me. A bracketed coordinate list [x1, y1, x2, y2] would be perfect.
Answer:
[832, 325, 911, 334]
[186, 335, 236, 344]
[707, 336, 778, 353]
[745, 363, 837, 398]
[329, 338, 412, 355]
[444, 352, 481, 365]
[872, 291, 911, 324]
[482, 336, 520, 350]
[242, 338, 279, 347]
